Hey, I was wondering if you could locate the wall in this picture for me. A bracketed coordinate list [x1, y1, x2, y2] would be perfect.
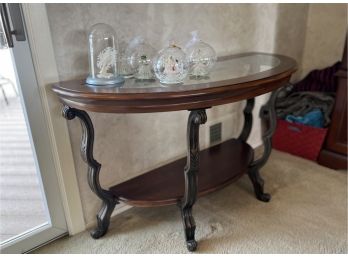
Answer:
[45, 3, 345, 226]
[300, 4, 347, 78]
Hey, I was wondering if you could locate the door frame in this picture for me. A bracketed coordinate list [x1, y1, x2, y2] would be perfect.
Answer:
[1, 3, 85, 253]
[20, 3, 86, 235]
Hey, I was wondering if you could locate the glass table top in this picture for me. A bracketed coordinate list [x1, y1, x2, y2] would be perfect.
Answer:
[120, 54, 280, 88]
[55, 52, 296, 95]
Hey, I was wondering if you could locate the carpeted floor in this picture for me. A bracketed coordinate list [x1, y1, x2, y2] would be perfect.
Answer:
[34, 150, 347, 254]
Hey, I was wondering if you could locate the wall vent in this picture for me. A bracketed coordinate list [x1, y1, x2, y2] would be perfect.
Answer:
[209, 122, 222, 145]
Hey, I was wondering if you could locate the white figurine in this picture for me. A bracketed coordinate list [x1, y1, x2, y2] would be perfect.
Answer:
[164, 55, 179, 75]
[97, 47, 117, 79]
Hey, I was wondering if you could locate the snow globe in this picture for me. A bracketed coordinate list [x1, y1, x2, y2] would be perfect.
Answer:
[153, 43, 189, 84]
[117, 36, 143, 78]
[86, 23, 124, 86]
[117, 40, 134, 79]
[185, 31, 217, 78]
[129, 38, 156, 80]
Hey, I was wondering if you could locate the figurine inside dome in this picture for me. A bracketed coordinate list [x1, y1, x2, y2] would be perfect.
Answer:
[86, 23, 124, 86]
[153, 42, 189, 84]
[185, 31, 217, 78]
[129, 38, 156, 80]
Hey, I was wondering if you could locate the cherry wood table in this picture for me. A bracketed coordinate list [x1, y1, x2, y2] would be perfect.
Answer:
[52, 52, 297, 251]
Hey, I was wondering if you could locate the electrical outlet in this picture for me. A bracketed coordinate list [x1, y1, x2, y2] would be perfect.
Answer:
[209, 122, 222, 145]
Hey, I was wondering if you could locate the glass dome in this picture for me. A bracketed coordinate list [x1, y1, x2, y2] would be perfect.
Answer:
[185, 31, 217, 78]
[117, 40, 135, 79]
[130, 39, 156, 80]
[153, 43, 189, 84]
[86, 23, 124, 86]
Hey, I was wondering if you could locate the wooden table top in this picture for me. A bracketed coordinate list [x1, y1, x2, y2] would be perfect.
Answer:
[51, 52, 297, 113]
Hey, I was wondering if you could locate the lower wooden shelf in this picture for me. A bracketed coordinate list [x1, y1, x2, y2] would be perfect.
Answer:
[109, 138, 254, 207]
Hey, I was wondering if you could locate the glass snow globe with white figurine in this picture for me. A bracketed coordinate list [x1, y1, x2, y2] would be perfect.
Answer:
[129, 37, 156, 81]
[86, 23, 124, 86]
[118, 36, 149, 79]
[117, 39, 135, 79]
[153, 41, 189, 84]
[185, 31, 217, 79]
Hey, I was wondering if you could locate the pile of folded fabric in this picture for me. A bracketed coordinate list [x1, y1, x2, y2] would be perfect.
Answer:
[276, 90, 335, 128]
[272, 61, 340, 161]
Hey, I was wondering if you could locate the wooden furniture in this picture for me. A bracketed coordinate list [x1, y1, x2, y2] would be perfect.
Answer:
[51, 52, 297, 251]
[318, 40, 347, 170]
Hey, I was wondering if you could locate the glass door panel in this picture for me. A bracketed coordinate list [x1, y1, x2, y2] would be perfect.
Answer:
[0, 45, 49, 242]
[0, 4, 67, 253]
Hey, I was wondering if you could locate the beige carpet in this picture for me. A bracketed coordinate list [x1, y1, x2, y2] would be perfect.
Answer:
[34, 150, 347, 254]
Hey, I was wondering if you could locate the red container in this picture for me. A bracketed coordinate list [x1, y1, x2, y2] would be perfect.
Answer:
[272, 119, 328, 161]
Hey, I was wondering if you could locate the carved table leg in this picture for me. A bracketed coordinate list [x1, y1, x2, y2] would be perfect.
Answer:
[179, 109, 207, 252]
[62, 105, 118, 239]
[238, 98, 255, 142]
[247, 89, 281, 202]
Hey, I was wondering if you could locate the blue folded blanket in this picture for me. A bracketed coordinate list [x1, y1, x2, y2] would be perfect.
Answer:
[285, 108, 324, 128]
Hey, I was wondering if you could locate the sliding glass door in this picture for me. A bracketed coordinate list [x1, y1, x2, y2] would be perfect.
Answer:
[0, 3, 67, 253]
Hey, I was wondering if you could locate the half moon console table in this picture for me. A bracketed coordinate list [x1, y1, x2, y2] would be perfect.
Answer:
[51, 52, 297, 252]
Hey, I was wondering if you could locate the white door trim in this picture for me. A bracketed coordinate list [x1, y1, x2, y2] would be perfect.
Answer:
[21, 3, 86, 235]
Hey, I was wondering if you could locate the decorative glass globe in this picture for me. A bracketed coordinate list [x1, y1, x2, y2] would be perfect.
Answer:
[117, 41, 134, 79]
[86, 23, 124, 86]
[153, 43, 189, 84]
[130, 40, 156, 80]
[117, 36, 144, 79]
[185, 31, 217, 77]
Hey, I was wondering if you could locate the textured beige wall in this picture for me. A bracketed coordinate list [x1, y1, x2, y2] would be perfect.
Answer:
[300, 4, 347, 78]
[45, 3, 345, 226]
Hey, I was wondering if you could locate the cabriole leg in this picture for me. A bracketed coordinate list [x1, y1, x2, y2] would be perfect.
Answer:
[238, 98, 255, 142]
[248, 89, 281, 202]
[238, 99, 270, 201]
[248, 166, 271, 202]
[62, 105, 118, 238]
[179, 109, 207, 252]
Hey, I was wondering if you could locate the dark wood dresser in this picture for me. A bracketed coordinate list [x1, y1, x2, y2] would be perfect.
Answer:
[318, 38, 347, 170]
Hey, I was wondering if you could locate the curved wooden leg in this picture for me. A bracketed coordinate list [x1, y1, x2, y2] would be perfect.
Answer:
[238, 98, 255, 142]
[91, 200, 117, 238]
[248, 90, 280, 202]
[62, 105, 118, 239]
[179, 109, 207, 252]
[248, 166, 271, 202]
